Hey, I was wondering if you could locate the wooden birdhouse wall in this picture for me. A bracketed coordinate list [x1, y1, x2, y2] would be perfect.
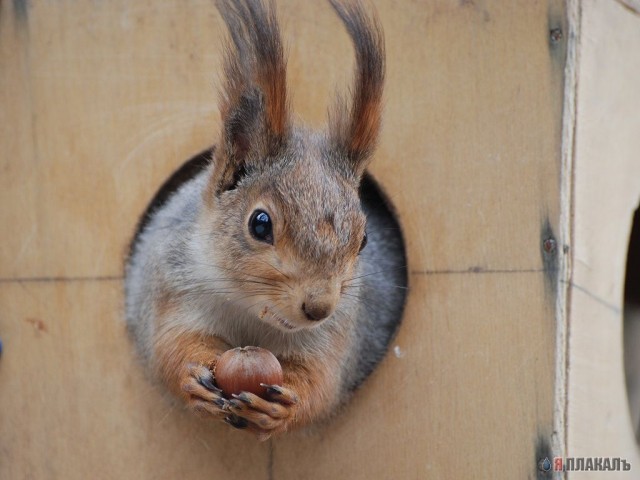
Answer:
[1, 1, 639, 478]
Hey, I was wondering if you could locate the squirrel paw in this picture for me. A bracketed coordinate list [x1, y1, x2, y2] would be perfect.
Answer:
[181, 363, 229, 419]
[226, 385, 299, 440]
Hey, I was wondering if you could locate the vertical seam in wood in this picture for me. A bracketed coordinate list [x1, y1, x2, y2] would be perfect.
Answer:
[268, 439, 274, 480]
[555, 0, 582, 472]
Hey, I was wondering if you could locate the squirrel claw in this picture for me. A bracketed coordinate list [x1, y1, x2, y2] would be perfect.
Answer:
[213, 398, 228, 408]
[223, 389, 294, 435]
[260, 383, 281, 393]
[225, 414, 249, 429]
[181, 362, 228, 420]
[187, 364, 220, 394]
[197, 375, 221, 394]
[261, 384, 298, 405]
[186, 362, 221, 394]
[232, 392, 253, 404]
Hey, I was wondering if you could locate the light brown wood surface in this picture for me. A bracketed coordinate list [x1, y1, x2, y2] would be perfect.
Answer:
[1, 1, 567, 478]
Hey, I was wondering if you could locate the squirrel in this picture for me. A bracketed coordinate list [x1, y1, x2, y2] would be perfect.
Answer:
[125, 0, 407, 440]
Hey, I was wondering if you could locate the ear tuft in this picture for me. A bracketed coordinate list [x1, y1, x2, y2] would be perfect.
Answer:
[212, 0, 290, 194]
[328, 0, 385, 177]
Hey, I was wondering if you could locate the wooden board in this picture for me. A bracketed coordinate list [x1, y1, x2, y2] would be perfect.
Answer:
[0, 1, 567, 478]
[565, 0, 640, 472]
[0, 281, 269, 479]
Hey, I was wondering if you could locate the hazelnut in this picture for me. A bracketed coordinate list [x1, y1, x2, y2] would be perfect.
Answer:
[215, 346, 283, 398]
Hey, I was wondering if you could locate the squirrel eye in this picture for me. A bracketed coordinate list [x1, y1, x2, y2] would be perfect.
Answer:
[359, 232, 368, 253]
[249, 210, 273, 244]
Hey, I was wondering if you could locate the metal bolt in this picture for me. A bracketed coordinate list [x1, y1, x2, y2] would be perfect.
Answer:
[543, 238, 557, 254]
[550, 28, 563, 43]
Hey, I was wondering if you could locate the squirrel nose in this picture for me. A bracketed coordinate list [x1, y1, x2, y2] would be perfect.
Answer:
[302, 301, 332, 322]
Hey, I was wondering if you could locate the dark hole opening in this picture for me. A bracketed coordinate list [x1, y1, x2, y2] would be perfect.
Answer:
[624, 205, 640, 443]
[128, 148, 408, 394]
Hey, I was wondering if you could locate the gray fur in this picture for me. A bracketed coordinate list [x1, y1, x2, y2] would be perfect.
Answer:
[124, 0, 407, 420]
[125, 151, 407, 401]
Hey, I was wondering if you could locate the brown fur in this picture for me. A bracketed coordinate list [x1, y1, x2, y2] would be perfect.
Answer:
[280, 330, 350, 428]
[328, 0, 385, 174]
[218, 0, 288, 137]
[154, 287, 178, 320]
[228, 323, 352, 437]
[198, 0, 381, 435]
[211, 0, 290, 195]
[127, 0, 389, 439]
[200, 133, 368, 326]
[154, 326, 231, 399]
[151, 286, 350, 436]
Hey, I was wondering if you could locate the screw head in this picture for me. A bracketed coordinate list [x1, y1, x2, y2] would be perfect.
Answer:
[550, 28, 563, 43]
[543, 238, 557, 254]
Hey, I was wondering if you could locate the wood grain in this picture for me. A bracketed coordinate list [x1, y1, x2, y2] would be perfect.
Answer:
[566, 0, 640, 468]
[275, 273, 555, 479]
[0, 281, 269, 480]
[0, 0, 569, 478]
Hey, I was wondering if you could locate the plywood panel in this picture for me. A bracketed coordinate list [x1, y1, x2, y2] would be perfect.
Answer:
[0, 2, 39, 280]
[566, 0, 640, 470]
[0, 0, 222, 279]
[0, 0, 566, 279]
[278, 1, 566, 478]
[0, 0, 566, 478]
[377, 0, 566, 274]
[275, 272, 554, 479]
[0, 281, 269, 480]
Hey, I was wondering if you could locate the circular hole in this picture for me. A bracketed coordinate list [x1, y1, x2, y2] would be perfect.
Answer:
[129, 149, 409, 394]
[624, 205, 640, 443]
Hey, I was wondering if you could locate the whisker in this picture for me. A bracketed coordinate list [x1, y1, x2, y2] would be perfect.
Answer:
[182, 288, 275, 298]
[173, 276, 272, 287]
[340, 292, 361, 300]
[344, 265, 407, 283]
[190, 262, 284, 284]
[343, 283, 408, 291]
[257, 259, 291, 282]
[176, 277, 289, 295]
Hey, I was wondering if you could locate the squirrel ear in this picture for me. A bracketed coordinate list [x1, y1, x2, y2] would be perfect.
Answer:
[217, 88, 264, 191]
[211, 0, 289, 194]
[328, 0, 385, 179]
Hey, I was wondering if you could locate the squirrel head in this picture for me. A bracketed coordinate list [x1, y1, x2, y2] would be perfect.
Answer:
[202, 0, 384, 332]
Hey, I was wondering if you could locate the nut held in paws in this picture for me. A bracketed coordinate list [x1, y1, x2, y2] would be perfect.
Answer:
[215, 346, 283, 398]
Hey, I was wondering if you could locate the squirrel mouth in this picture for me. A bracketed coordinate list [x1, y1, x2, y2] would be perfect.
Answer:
[259, 306, 297, 331]
[274, 316, 296, 330]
